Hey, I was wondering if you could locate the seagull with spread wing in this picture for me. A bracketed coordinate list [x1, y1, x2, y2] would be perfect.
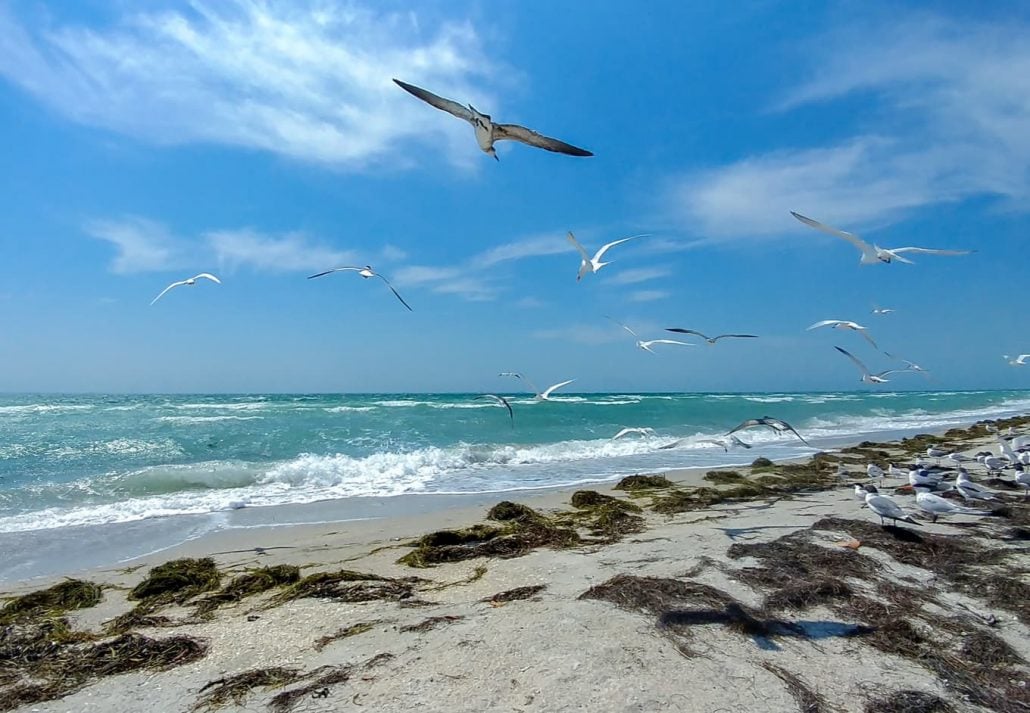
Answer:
[307, 265, 412, 311]
[393, 79, 592, 159]
[150, 273, 221, 305]
[727, 417, 810, 446]
[790, 211, 972, 265]
[1004, 354, 1030, 366]
[607, 317, 692, 354]
[834, 346, 917, 384]
[499, 372, 575, 401]
[807, 319, 879, 349]
[664, 328, 758, 345]
[567, 232, 646, 281]
[475, 394, 514, 427]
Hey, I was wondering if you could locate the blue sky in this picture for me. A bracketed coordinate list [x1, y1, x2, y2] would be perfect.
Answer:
[0, 0, 1027, 393]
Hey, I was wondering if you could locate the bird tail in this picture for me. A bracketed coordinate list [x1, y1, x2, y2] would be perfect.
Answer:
[902, 515, 923, 526]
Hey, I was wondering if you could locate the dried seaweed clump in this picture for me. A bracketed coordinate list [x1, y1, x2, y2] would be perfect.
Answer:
[269, 665, 352, 713]
[313, 621, 381, 651]
[1, 632, 208, 712]
[398, 502, 580, 568]
[864, 690, 955, 713]
[194, 564, 300, 616]
[193, 667, 301, 710]
[567, 490, 645, 540]
[0, 579, 102, 625]
[483, 585, 546, 604]
[129, 557, 222, 604]
[274, 570, 417, 604]
[761, 662, 827, 713]
[704, 470, 747, 484]
[613, 474, 673, 491]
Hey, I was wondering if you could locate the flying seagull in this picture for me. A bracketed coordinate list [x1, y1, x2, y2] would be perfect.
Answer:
[658, 434, 752, 451]
[883, 354, 931, 378]
[807, 320, 879, 349]
[834, 346, 917, 384]
[1004, 354, 1029, 366]
[475, 394, 514, 427]
[727, 417, 810, 446]
[607, 317, 692, 354]
[393, 79, 593, 159]
[307, 265, 412, 311]
[871, 305, 895, 316]
[150, 273, 221, 305]
[568, 233, 646, 281]
[612, 427, 656, 440]
[664, 328, 758, 345]
[790, 211, 973, 265]
[500, 372, 575, 401]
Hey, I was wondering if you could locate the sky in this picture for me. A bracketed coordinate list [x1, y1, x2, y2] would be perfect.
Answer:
[0, 0, 1028, 394]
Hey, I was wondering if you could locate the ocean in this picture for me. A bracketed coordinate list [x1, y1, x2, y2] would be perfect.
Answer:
[1, 390, 1028, 539]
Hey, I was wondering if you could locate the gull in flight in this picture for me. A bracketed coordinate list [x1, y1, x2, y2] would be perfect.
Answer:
[659, 435, 752, 451]
[475, 394, 514, 427]
[393, 79, 593, 160]
[834, 346, 917, 384]
[883, 353, 931, 379]
[612, 427, 656, 440]
[727, 417, 810, 446]
[1004, 354, 1029, 366]
[862, 486, 922, 527]
[307, 265, 412, 311]
[871, 305, 895, 316]
[664, 328, 758, 345]
[500, 372, 575, 401]
[790, 212, 973, 265]
[607, 317, 692, 354]
[807, 320, 879, 349]
[915, 491, 989, 523]
[568, 233, 646, 281]
[150, 273, 221, 305]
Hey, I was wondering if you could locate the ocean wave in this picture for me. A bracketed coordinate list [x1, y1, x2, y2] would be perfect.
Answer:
[155, 415, 265, 423]
[0, 404, 94, 415]
[324, 406, 376, 413]
[173, 403, 268, 411]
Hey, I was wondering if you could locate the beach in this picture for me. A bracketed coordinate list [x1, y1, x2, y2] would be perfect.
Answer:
[2, 414, 1028, 713]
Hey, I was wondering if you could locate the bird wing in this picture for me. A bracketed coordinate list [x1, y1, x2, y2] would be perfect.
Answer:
[149, 280, 187, 305]
[392, 79, 474, 122]
[712, 334, 758, 341]
[657, 439, 685, 450]
[665, 328, 707, 339]
[476, 394, 513, 425]
[727, 419, 766, 435]
[1016, 354, 1030, 364]
[307, 266, 363, 279]
[766, 418, 810, 446]
[606, 316, 638, 339]
[641, 339, 693, 348]
[867, 494, 906, 518]
[728, 435, 752, 449]
[889, 247, 973, 256]
[192, 273, 221, 284]
[566, 232, 592, 261]
[592, 235, 645, 262]
[856, 328, 879, 350]
[492, 123, 593, 156]
[790, 212, 876, 258]
[612, 428, 636, 440]
[697, 438, 729, 451]
[373, 273, 413, 311]
[835, 346, 872, 378]
[540, 379, 575, 399]
[807, 319, 842, 331]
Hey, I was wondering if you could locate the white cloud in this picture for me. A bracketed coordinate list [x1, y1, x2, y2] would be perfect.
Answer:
[471, 234, 572, 268]
[603, 266, 671, 286]
[671, 13, 1030, 238]
[627, 289, 670, 303]
[0, 2, 495, 168]
[206, 229, 355, 273]
[85, 216, 178, 273]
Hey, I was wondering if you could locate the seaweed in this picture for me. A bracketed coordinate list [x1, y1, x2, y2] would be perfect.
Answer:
[193, 667, 301, 710]
[864, 690, 955, 713]
[0, 579, 102, 625]
[193, 565, 300, 616]
[273, 570, 417, 604]
[751, 457, 774, 468]
[313, 621, 381, 651]
[483, 585, 546, 604]
[761, 662, 826, 713]
[569, 490, 641, 512]
[129, 558, 222, 604]
[704, 470, 747, 484]
[268, 666, 352, 713]
[399, 615, 464, 633]
[763, 577, 853, 613]
[613, 474, 673, 491]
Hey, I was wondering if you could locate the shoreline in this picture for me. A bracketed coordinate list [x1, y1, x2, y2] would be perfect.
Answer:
[1, 413, 1028, 712]
[1, 416, 1025, 587]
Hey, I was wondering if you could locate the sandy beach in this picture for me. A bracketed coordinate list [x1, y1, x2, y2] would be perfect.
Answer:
[2, 415, 1029, 713]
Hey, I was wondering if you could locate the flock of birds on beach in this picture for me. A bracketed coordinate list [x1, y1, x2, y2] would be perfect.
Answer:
[142, 76, 1030, 527]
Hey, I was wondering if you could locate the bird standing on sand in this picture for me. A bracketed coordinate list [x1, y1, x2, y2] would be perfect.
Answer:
[150, 273, 221, 305]
[955, 469, 999, 502]
[915, 491, 989, 523]
[1015, 465, 1029, 500]
[867, 463, 886, 483]
[307, 265, 412, 311]
[790, 211, 973, 265]
[863, 486, 922, 527]
[393, 79, 593, 159]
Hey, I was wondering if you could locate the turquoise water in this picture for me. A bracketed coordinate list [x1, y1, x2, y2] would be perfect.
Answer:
[0, 390, 1028, 534]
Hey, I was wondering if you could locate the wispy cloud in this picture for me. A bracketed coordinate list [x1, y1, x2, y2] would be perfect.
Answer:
[670, 13, 1030, 238]
[627, 289, 670, 303]
[604, 266, 671, 286]
[471, 234, 573, 268]
[85, 216, 179, 273]
[0, 2, 494, 168]
[207, 229, 356, 273]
